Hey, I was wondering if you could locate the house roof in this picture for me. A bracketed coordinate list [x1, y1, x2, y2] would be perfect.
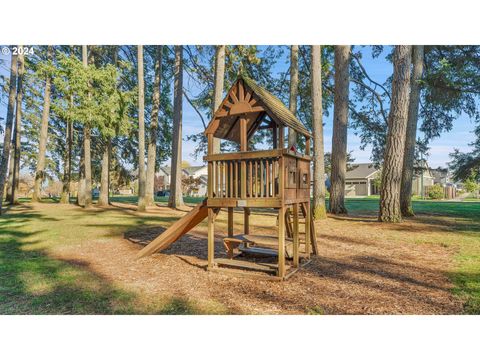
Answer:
[205, 75, 311, 143]
[183, 165, 206, 176]
[158, 166, 171, 176]
[346, 163, 379, 179]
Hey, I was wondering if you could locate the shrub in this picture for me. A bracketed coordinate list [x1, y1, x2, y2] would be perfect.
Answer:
[428, 184, 444, 200]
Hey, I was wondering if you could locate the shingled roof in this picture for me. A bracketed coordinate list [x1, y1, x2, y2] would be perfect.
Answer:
[240, 75, 310, 137]
[205, 75, 311, 143]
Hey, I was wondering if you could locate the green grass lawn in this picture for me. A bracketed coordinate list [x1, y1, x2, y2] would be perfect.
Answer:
[1, 196, 479, 314]
[343, 198, 480, 313]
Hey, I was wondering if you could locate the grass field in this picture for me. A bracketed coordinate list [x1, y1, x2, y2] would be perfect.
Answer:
[0, 196, 478, 314]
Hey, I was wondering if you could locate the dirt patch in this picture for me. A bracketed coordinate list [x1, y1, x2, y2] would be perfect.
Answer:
[53, 205, 463, 314]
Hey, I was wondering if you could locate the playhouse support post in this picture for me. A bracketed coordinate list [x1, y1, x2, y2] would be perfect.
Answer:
[208, 207, 215, 268]
[244, 208, 250, 235]
[228, 207, 234, 237]
[278, 206, 286, 278]
[305, 201, 311, 257]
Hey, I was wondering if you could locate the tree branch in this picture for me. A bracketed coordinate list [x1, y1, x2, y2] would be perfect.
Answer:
[351, 51, 391, 101]
[183, 89, 207, 130]
[350, 78, 389, 124]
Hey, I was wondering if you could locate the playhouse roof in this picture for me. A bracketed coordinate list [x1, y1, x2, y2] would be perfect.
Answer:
[205, 75, 311, 143]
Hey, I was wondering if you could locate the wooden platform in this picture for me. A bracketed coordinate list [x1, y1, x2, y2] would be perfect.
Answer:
[210, 257, 311, 281]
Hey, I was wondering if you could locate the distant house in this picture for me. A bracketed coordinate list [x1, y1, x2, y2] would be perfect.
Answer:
[155, 165, 208, 193]
[430, 167, 453, 186]
[344, 161, 434, 197]
[155, 167, 172, 191]
[411, 160, 435, 195]
[183, 166, 208, 178]
[345, 163, 380, 197]
[185, 175, 208, 197]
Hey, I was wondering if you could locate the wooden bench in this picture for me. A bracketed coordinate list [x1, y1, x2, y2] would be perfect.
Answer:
[223, 234, 294, 259]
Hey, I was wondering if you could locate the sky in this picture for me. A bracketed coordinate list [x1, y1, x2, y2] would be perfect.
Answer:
[0, 46, 477, 171]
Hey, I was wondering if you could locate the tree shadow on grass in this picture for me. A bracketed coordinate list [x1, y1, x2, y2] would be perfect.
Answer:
[449, 269, 480, 314]
[0, 209, 202, 315]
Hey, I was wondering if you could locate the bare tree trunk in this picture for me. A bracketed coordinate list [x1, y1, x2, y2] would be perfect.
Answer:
[60, 118, 72, 204]
[400, 45, 424, 217]
[83, 125, 92, 207]
[83, 45, 92, 208]
[6, 147, 14, 202]
[146, 45, 163, 206]
[311, 45, 327, 220]
[32, 46, 53, 202]
[329, 45, 351, 214]
[0, 51, 17, 213]
[77, 129, 85, 207]
[288, 45, 299, 148]
[137, 45, 147, 211]
[11, 51, 25, 205]
[379, 45, 412, 223]
[168, 45, 185, 209]
[212, 45, 225, 154]
[98, 139, 110, 206]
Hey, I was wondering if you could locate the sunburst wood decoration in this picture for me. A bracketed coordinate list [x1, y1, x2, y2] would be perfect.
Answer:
[216, 80, 263, 117]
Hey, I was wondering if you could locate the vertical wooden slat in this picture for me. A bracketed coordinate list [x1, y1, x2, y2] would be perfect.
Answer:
[253, 160, 258, 197]
[260, 160, 264, 197]
[305, 137, 311, 156]
[208, 161, 213, 198]
[272, 159, 276, 197]
[266, 159, 270, 197]
[216, 161, 220, 197]
[212, 161, 216, 197]
[223, 161, 226, 197]
[234, 161, 238, 198]
[219, 161, 224, 198]
[293, 203, 299, 267]
[229, 162, 233, 197]
[248, 161, 253, 198]
[241, 160, 247, 199]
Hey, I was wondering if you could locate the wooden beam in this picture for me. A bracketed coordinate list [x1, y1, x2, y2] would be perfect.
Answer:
[278, 125, 285, 149]
[272, 122, 277, 148]
[304, 202, 311, 257]
[203, 149, 283, 161]
[278, 206, 286, 278]
[228, 207, 234, 237]
[240, 117, 247, 151]
[208, 207, 215, 268]
[244, 208, 250, 235]
[293, 203, 299, 267]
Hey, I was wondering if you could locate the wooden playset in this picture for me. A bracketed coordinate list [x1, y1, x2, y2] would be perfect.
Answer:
[137, 75, 317, 280]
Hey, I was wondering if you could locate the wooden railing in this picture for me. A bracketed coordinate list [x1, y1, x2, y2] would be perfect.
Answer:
[206, 150, 282, 200]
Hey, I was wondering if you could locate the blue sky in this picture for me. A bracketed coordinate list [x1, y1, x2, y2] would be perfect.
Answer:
[0, 46, 476, 170]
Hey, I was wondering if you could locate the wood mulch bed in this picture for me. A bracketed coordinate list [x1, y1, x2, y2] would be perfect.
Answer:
[57, 205, 463, 314]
